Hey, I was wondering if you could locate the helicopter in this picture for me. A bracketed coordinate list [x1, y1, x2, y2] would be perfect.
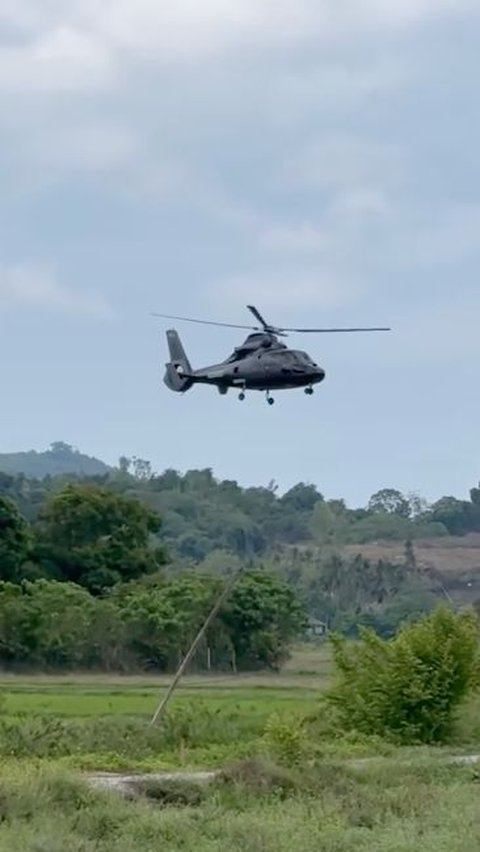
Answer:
[151, 305, 390, 405]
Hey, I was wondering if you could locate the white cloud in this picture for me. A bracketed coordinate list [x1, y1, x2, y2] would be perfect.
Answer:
[269, 60, 410, 127]
[21, 122, 140, 173]
[0, 26, 115, 93]
[0, 263, 113, 319]
[0, 0, 474, 192]
[283, 135, 404, 194]
[258, 223, 329, 254]
[209, 269, 359, 316]
[329, 188, 391, 219]
[389, 292, 480, 364]
[0, 0, 477, 95]
[404, 203, 480, 267]
[356, 0, 478, 29]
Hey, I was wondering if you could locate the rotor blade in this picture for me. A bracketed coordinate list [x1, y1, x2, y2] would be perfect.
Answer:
[150, 312, 258, 331]
[279, 326, 391, 333]
[246, 305, 270, 329]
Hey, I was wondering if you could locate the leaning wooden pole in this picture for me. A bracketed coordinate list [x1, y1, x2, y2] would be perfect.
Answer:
[149, 566, 244, 726]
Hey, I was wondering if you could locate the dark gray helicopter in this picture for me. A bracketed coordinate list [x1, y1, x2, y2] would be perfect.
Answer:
[152, 305, 390, 404]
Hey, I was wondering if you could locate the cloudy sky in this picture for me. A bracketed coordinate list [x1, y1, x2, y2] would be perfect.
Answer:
[1, 0, 479, 506]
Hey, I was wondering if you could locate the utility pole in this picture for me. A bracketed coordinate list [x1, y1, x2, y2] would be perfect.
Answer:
[149, 566, 244, 726]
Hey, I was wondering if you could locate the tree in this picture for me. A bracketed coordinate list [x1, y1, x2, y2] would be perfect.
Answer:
[407, 492, 429, 518]
[326, 605, 480, 744]
[280, 483, 322, 512]
[118, 456, 132, 475]
[310, 501, 337, 542]
[368, 489, 411, 518]
[428, 496, 480, 536]
[33, 484, 166, 594]
[222, 570, 307, 670]
[49, 441, 75, 455]
[470, 483, 480, 506]
[132, 457, 152, 480]
[0, 497, 32, 581]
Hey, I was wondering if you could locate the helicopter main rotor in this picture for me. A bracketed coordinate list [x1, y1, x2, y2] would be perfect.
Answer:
[150, 305, 391, 336]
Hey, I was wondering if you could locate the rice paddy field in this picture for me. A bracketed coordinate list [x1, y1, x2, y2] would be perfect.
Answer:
[0, 644, 479, 851]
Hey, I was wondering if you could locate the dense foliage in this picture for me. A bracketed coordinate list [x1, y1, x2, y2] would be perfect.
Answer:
[3, 445, 480, 555]
[2, 445, 480, 556]
[0, 497, 32, 582]
[326, 606, 480, 744]
[33, 484, 166, 594]
[1, 443, 480, 668]
[0, 571, 305, 672]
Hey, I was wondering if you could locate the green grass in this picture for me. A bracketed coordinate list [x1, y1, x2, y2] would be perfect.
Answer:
[0, 684, 320, 718]
[0, 643, 478, 849]
[0, 640, 477, 770]
[0, 687, 319, 770]
[0, 645, 330, 770]
[0, 757, 479, 851]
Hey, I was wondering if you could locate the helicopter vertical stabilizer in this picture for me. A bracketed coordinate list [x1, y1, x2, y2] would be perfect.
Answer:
[163, 329, 195, 392]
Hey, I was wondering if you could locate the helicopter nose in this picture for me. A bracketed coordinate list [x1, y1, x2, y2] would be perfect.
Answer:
[313, 367, 325, 383]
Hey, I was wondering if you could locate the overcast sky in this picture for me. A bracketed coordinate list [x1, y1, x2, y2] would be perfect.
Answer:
[1, 1, 479, 506]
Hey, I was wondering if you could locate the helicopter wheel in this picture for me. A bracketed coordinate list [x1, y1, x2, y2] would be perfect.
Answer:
[266, 394, 275, 405]
[238, 391, 246, 401]
[304, 386, 314, 395]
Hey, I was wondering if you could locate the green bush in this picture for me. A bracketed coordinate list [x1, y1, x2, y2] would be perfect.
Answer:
[326, 605, 480, 744]
[262, 712, 306, 766]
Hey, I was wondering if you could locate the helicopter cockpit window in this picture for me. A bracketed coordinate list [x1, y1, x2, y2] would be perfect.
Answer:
[270, 351, 297, 362]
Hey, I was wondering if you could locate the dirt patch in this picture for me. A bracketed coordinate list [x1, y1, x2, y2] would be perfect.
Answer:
[85, 769, 218, 797]
[343, 535, 480, 602]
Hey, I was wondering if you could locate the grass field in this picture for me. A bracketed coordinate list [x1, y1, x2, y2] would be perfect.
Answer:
[0, 750, 479, 850]
[0, 644, 479, 850]
[0, 645, 333, 770]
[0, 645, 332, 724]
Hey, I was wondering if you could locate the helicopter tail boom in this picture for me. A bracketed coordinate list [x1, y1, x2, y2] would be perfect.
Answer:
[163, 329, 195, 392]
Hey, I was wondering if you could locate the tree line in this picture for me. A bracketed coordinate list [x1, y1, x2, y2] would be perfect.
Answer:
[2, 446, 480, 564]
[2, 444, 480, 664]
[0, 572, 305, 672]
[0, 481, 305, 671]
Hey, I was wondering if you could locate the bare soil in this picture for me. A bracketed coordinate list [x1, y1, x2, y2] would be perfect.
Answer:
[343, 534, 480, 602]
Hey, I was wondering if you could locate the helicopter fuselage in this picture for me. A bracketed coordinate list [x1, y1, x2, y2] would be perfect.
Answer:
[195, 349, 325, 391]
[164, 330, 325, 398]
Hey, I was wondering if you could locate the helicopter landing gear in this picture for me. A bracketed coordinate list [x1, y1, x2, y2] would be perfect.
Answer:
[265, 392, 275, 405]
[238, 391, 246, 401]
[304, 386, 314, 395]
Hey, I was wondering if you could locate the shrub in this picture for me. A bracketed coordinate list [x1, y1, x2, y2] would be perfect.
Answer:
[262, 712, 306, 766]
[326, 605, 480, 744]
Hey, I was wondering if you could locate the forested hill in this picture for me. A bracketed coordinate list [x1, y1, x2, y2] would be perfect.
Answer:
[0, 443, 111, 478]
[1, 444, 480, 639]
[1, 444, 480, 557]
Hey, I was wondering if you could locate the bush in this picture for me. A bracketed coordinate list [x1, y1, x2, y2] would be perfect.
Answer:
[326, 605, 480, 744]
[262, 712, 306, 766]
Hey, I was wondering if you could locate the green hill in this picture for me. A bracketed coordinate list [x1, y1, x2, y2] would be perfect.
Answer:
[0, 442, 111, 478]
[1, 443, 480, 633]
